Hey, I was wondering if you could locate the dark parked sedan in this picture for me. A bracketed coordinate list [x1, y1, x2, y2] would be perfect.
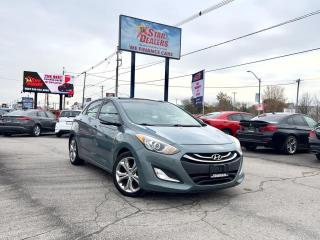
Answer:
[0, 110, 56, 136]
[309, 126, 320, 160]
[237, 112, 317, 154]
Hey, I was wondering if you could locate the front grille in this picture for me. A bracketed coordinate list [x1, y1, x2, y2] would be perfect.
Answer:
[183, 151, 239, 163]
[181, 152, 241, 185]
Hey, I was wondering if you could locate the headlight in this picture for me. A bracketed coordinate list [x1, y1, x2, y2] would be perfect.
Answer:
[230, 136, 242, 155]
[136, 134, 179, 155]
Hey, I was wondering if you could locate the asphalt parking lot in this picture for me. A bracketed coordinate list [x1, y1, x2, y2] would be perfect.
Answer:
[0, 135, 320, 240]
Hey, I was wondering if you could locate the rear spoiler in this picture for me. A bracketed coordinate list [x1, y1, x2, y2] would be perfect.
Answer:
[240, 120, 270, 127]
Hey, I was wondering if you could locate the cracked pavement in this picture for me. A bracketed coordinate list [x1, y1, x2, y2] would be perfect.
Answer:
[0, 135, 320, 240]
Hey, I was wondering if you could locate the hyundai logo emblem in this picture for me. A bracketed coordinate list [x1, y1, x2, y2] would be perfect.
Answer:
[212, 154, 222, 160]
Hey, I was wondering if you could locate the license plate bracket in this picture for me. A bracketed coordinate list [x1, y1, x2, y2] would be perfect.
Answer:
[209, 164, 229, 178]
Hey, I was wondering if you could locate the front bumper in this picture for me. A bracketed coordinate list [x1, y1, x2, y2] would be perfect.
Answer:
[134, 144, 244, 193]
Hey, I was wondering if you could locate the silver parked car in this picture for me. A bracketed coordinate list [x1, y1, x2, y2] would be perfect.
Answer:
[69, 98, 244, 197]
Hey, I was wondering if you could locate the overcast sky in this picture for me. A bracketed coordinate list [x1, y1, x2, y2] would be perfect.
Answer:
[1, 0, 320, 107]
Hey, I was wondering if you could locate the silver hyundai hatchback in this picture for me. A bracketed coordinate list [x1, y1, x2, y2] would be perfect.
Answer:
[69, 98, 244, 197]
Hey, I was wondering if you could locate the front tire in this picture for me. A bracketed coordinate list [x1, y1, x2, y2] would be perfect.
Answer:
[316, 154, 320, 161]
[69, 137, 83, 165]
[32, 124, 41, 137]
[113, 152, 144, 197]
[56, 132, 62, 137]
[282, 135, 298, 155]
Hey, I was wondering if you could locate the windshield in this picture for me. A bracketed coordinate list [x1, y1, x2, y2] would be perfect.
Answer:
[252, 114, 286, 124]
[120, 101, 202, 126]
[60, 111, 81, 118]
[202, 112, 221, 119]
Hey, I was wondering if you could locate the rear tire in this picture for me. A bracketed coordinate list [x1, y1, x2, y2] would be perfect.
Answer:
[244, 144, 257, 151]
[32, 124, 41, 137]
[316, 154, 320, 161]
[69, 137, 83, 165]
[113, 152, 144, 197]
[56, 132, 62, 137]
[282, 135, 298, 155]
[4, 133, 12, 137]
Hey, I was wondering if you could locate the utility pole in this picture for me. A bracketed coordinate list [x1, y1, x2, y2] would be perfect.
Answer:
[62, 66, 65, 110]
[232, 92, 237, 110]
[296, 79, 301, 113]
[82, 72, 87, 109]
[101, 86, 104, 98]
[115, 48, 119, 97]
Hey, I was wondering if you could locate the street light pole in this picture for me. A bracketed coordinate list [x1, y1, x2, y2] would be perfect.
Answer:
[247, 70, 262, 104]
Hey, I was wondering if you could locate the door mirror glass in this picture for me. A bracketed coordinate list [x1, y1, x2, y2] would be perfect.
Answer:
[99, 114, 121, 126]
[99, 101, 121, 126]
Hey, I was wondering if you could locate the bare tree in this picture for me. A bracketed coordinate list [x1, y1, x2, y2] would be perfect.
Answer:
[311, 94, 320, 122]
[216, 92, 233, 111]
[298, 93, 313, 115]
[262, 86, 287, 112]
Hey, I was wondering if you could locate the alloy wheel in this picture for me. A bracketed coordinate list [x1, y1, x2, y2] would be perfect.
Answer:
[33, 125, 41, 136]
[286, 136, 297, 154]
[115, 157, 140, 193]
[69, 139, 77, 163]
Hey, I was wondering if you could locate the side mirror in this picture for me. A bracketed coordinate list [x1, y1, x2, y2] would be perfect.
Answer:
[99, 114, 122, 126]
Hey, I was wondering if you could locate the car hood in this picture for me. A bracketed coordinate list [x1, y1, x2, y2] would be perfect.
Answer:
[139, 125, 233, 145]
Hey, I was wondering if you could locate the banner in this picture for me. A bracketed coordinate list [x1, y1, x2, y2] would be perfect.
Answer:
[191, 70, 205, 106]
[119, 15, 182, 59]
[23, 71, 75, 96]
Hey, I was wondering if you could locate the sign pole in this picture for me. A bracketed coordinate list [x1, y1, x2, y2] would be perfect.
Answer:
[164, 57, 170, 102]
[115, 49, 119, 97]
[130, 52, 136, 98]
[34, 92, 38, 109]
[59, 94, 63, 110]
[82, 72, 87, 109]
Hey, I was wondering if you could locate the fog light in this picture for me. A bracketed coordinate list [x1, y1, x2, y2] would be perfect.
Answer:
[154, 167, 180, 183]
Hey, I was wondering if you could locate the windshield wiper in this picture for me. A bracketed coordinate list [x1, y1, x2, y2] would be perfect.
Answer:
[138, 123, 155, 126]
[171, 124, 201, 127]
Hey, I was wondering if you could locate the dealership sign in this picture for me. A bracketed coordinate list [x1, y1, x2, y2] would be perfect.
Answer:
[191, 70, 205, 106]
[119, 15, 182, 59]
[21, 97, 33, 109]
[23, 71, 75, 96]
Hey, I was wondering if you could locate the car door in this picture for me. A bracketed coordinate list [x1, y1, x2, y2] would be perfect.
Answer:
[45, 111, 57, 131]
[292, 114, 310, 148]
[94, 101, 121, 170]
[77, 100, 103, 161]
[37, 111, 51, 131]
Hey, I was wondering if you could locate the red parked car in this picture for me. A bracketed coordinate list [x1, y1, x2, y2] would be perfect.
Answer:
[199, 111, 254, 136]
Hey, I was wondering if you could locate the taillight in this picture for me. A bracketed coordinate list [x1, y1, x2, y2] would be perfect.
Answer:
[259, 124, 278, 132]
[309, 130, 316, 138]
[16, 116, 32, 121]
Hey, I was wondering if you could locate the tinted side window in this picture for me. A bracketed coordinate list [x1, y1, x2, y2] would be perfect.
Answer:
[228, 114, 242, 121]
[292, 115, 308, 127]
[85, 101, 102, 118]
[287, 117, 294, 125]
[99, 102, 118, 118]
[38, 112, 47, 118]
[304, 116, 317, 128]
[45, 111, 55, 118]
[242, 114, 254, 121]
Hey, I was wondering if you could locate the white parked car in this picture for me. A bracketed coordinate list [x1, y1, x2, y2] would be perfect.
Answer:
[55, 110, 81, 137]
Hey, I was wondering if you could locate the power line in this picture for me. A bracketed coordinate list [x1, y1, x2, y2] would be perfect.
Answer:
[134, 47, 320, 84]
[78, 0, 237, 76]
